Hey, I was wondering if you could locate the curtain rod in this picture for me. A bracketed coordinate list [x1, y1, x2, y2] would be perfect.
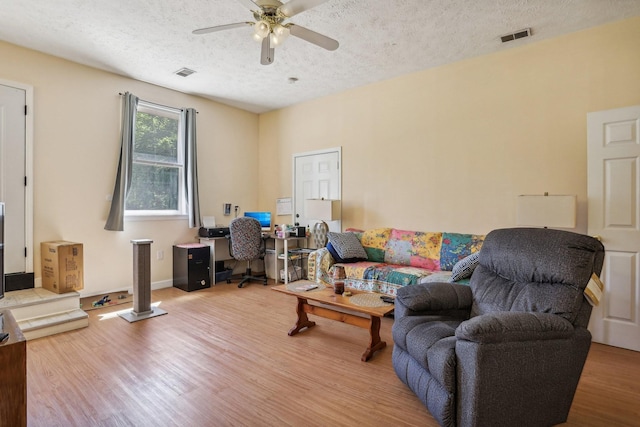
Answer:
[118, 92, 198, 113]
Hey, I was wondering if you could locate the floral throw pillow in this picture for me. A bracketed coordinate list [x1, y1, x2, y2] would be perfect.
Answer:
[327, 232, 368, 260]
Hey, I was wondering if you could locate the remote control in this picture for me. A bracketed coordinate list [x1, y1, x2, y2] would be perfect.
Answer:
[380, 296, 395, 304]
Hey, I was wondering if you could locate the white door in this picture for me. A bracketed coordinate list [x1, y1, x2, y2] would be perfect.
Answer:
[293, 148, 341, 239]
[587, 104, 640, 352]
[0, 84, 27, 275]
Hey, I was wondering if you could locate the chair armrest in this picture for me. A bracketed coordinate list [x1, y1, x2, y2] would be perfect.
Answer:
[226, 235, 233, 258]
[395, 282, 473, 314]
[455, 312, 574, 344]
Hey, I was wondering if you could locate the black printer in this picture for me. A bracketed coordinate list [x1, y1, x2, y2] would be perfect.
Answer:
[198, 227, 230, 238]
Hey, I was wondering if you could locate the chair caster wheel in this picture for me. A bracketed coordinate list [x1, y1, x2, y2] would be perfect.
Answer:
[238, 283, 244, 288]
[227, 279, 231, 284]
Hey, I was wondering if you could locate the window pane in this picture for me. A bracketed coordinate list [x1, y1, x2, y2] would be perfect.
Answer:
[134, 112, 178, 164]
[126, 163, 179, 211]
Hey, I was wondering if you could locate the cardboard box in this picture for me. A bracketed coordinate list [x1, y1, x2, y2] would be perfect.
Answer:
[41, 241, 84, 293]
[280, 266, 303, 282]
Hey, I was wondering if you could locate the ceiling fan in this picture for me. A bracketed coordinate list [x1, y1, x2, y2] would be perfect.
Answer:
[192, 0, 339, 65]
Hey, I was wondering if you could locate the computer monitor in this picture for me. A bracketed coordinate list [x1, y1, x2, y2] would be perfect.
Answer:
[244, 211, 272, 232]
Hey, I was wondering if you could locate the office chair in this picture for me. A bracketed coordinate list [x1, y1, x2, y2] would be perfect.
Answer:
[228, 217, 268, 288]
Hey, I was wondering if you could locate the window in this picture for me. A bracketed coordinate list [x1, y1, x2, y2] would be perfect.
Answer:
[125, 101, 185, 217]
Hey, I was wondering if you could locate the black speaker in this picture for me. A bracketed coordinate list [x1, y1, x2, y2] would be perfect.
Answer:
[173, 244, 211, 292]
[295, 226, 306, 237]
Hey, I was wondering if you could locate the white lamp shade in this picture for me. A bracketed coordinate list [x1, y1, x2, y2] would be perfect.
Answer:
[270, 24, 290, 46]
[305, 199, 341, 222]
[253, 20, 270, 40]
[516, 195, 576, 228]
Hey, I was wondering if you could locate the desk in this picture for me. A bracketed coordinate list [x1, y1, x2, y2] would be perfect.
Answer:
[200, 235, 307, 285]
[198, 236, 232, 283]
[273, 236, 308, 284]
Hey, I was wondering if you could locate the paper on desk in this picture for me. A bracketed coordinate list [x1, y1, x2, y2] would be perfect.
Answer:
[202, 216, 216, 228]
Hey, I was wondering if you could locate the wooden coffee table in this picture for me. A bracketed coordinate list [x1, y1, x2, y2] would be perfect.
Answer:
[272, 282, 394, 362]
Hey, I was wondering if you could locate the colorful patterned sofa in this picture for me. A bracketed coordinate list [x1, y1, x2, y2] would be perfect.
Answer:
[307, 228, 485, 296]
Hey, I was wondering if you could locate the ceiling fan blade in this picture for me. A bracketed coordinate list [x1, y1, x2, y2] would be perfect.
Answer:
[261, 37, 275, 65]
[193, 22, 252, 35]
[236, 0, 259, 11]
[288, 24, 339, 51]
[278, 0, 329, 18]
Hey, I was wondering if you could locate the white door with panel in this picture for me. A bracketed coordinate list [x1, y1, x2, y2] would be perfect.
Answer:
[293, 148, 341, 242]
[587, 104, 640, 352]
[0, 83, 27, 276]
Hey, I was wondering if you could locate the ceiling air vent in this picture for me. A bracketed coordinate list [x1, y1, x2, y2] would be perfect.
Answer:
[175, 67, 196, 77]
[500, 28, 532, 43]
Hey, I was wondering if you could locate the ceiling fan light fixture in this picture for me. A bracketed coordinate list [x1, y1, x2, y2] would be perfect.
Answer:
[253, 20, 270, 40]
[270, 24, 290, 46]
[193, 0, 339, 65]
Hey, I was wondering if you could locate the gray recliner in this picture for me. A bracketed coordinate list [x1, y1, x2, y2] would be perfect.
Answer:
[392, 227, 605, 427]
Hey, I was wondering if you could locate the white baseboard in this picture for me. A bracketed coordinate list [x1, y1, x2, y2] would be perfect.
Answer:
[151, 279, 173, 291]
[32, 278, 174, 298]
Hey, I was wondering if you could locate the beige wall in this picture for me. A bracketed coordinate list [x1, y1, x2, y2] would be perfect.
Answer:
[258, 17, 640, 236]
[0, 41, 259, 295]
[2, 16, 640, 295]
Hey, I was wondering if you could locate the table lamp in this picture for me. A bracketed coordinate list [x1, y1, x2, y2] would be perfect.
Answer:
[305, 198, 341, 247]
[516, 193, 576, 228]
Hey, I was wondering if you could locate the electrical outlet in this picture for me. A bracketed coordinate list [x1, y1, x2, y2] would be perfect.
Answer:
[156, 250, 164, 260]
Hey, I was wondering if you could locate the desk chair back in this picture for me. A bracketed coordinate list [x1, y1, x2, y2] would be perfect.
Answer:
[229, 217, 267, 288]
[229, 217, 263, 261]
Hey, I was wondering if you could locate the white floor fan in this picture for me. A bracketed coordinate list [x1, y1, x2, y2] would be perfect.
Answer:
[192, 0, 339, 65]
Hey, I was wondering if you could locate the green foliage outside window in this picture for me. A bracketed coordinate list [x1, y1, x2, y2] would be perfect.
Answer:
[125, 110, 182, 211]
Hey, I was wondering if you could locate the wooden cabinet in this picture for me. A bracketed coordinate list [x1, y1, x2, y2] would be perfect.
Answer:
[0, 309, 27, 427]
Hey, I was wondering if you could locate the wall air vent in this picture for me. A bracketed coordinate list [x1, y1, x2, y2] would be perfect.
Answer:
[175, 67, 196, 77]
[500, 28, 532, 43]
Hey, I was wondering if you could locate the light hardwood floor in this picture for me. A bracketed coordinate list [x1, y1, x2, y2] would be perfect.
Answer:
[26, 282, 640, 427]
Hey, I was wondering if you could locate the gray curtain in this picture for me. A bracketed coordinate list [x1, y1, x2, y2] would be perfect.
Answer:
[184, 108, 201, 228]
[104, 92, 138, 231]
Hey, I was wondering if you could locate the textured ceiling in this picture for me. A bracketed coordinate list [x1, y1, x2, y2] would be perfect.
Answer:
[1, 0, 639, 113]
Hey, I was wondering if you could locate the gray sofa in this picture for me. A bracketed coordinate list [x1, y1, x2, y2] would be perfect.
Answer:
[391, 228, 605, 427]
